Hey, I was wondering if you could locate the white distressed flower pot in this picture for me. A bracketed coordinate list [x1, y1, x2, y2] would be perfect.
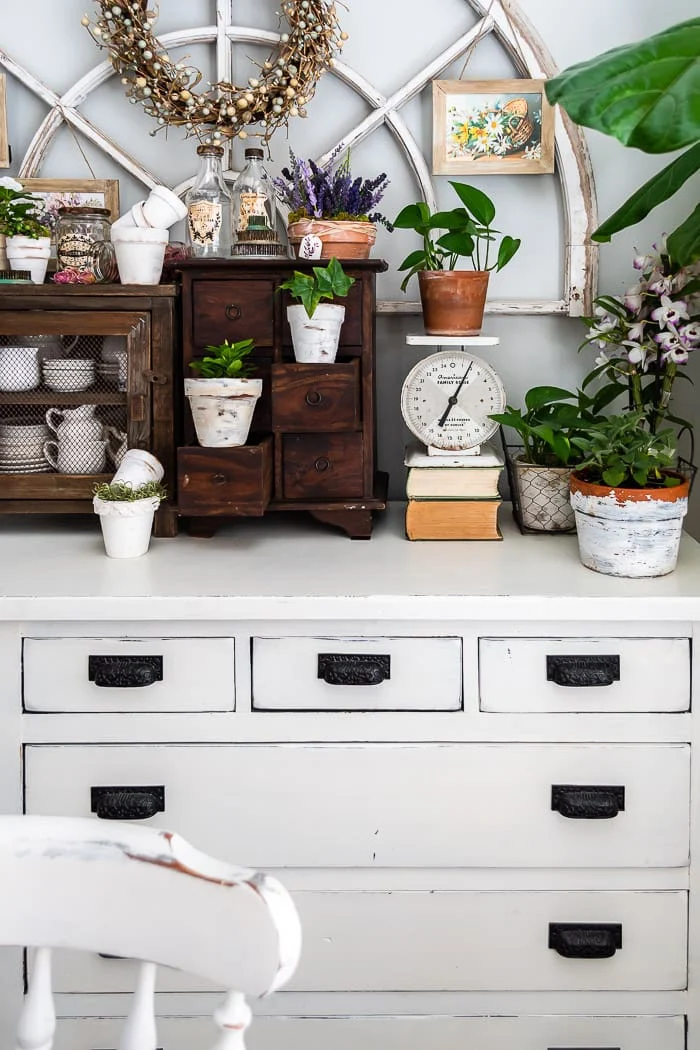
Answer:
[6, 235, 51, 284]
[184, 377, 262, 447]
[569, 473, 690, 578]
[93, 495, 160, 559]
[287, 303, 345, 363]
[514, 458, 574, 531]
[112, 227, 168, 284]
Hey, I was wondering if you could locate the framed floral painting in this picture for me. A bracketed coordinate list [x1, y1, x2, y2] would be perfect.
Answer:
[432, 79, 555, 175]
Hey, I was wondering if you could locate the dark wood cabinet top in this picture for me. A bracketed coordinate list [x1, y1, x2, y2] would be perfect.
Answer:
[176, 258, 388, 275]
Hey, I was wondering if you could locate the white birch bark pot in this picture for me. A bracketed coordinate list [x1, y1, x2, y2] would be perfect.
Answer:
[514, 458, 574, 531]
[184, 377, 262, 447]
[287, 303, 345, 363]
[6, 236, 51, 284]
[569, 473, 690, 578]
[93, 495, 160, 558]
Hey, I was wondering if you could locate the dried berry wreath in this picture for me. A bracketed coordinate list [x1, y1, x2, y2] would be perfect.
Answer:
[84, 1, 346, 144]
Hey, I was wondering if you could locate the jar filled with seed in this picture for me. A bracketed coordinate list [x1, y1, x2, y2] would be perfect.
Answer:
[55, 206, 112, 277]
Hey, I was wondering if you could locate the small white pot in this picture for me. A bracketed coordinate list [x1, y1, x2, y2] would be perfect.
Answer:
[514, 458, 574, 531]
[112, 227, 168, 284]
[111, 448, 164, 488]
[570, 473, 690, 578]
[6, 235, 51, 284]
[184, 376, 263, 447]
[287, 303, 345, 363]
[142, 185, 188, 228]
[93, 495, 160, 558]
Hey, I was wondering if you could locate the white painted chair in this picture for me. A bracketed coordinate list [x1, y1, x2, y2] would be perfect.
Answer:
[0, 815, 301, 1050]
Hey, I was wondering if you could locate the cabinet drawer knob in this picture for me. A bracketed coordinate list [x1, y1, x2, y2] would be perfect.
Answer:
[211, 473, 227, 486]
[88, 655, 163, 689]
[225, 304, 242, 321]
[305, 390, 323, 406]
[548, 922, 622, 959]
[314, 456, 331, 472]
[318, 653, 391, 686]
[546, 654, 620, 687]
[551, 784, 625, 819]
[91, 785, 165, 821]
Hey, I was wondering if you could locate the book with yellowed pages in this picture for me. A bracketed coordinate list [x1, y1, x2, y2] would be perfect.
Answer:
[406, 499, 502, 540]
[406, 465, 502, 500]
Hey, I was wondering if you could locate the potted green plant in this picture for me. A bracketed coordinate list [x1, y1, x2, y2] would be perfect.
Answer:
[278, 257, 355, 363]
[184, 337, 262, 447]
[0, 177, 51, 283]
[93, 479, 168, 559]
[490, 385, 607, 532]
[393, 181, 521, 336]
[274, 149, 391, 259]
[545, 19, 700, 265]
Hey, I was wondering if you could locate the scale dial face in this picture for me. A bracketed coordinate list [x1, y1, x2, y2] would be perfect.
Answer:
[400, 350, 506, 451]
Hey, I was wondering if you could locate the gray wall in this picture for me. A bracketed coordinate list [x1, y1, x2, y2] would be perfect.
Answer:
[3, 1, 698, 525]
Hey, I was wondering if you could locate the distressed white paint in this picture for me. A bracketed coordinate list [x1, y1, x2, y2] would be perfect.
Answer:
[287, 304, 344, 363]
[184, 377, 262, 447]
[118, 962, 156, 1050]
[571, 487, 689, 578]
[16, 948, 55, 1050]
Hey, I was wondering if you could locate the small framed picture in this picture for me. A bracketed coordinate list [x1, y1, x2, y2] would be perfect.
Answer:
[18, 178, 120, 260]
[432, 79, 555, 175]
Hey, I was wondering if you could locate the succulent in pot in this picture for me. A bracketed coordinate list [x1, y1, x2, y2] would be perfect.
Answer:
[279, 257, 355, 363]
[93, 480, 167, 559]
[393, 181, 520, 336]
[0, 177, 51, 283]
[185, 338, 262, 447]
[274, 148, 390, 259]
[490, 385, 606, 532]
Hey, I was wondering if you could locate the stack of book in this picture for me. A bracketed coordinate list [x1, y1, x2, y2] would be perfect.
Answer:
[404, 441, 505, 541]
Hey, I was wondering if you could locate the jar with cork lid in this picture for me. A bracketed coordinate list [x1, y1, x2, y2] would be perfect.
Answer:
[185, 144, 232, 258]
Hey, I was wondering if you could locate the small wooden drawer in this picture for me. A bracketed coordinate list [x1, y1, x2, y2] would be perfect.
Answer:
[191, 278, 276, 349]
[23, 637, 235, 713]
[479, 636, 690, 712]
[282, 432, 364, 498]
[282, 280, 363, 348]
[253, 636, 462, 710]
[271, 361, 361, 432]
[178, 437, 273, 516]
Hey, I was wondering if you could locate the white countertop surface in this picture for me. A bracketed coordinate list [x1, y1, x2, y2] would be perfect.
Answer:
[1, 503, 699, 621]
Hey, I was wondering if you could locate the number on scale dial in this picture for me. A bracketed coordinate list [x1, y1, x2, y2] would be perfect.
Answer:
[400, 351, 506, 451]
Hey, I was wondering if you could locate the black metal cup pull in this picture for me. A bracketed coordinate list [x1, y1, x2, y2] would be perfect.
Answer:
[549, 923, 622, 959]
[91, 785, 165, 821]
[317, 653, 391, 686]
[551, 784, 625, 819]
[89, 655, 163, 689]
[546, 654, 620, 688]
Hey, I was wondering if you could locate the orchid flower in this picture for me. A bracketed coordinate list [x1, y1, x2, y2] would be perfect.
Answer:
[623, 283, 646, 312]
[651, 295, 689, 328]
[679, 322, 700, 346]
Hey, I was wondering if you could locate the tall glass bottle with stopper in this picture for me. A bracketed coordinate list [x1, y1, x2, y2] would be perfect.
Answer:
[185, 144, 232, 257]
[231, 148, 285, 257]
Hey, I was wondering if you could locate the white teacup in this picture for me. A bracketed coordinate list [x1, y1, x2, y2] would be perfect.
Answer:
[111, 448, 164, 488]
[46, 405, 98, 434]
[0, 346, 40, 392]
[44, 438, 108, 475]
[54, 419, 105, 442]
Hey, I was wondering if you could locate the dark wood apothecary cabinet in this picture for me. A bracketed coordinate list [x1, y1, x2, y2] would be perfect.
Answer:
[0, 285, 178, 537]
[177, 259, 388, 538]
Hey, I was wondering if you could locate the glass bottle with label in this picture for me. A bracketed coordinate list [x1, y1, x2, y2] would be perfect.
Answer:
[231, 148, 284, 257]
[185, 144, 232, 258]
[55, 206, 112, 276]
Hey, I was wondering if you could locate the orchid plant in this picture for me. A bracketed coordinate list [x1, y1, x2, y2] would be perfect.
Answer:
[0, 177, 49, 239]
[581, 243, 700, 435]
[274, 148, 391, 228]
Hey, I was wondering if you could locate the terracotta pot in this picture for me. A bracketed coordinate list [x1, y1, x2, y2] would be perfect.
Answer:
[569, 471, 690, 578]
[418, 270, 489, 336]
[288, 219, 376, 260]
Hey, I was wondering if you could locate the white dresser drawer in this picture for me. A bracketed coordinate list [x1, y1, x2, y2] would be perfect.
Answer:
[53, 1014, 686, 1050]
[479, 637, 690, 712]
[42, 889, 687, 993]
[252, 636, 462, 710]
[24, 743, 690, 868]
[23, 637, 235, 713]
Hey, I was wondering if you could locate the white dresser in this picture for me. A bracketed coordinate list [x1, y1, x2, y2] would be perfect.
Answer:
[0, 504, 698, 1050]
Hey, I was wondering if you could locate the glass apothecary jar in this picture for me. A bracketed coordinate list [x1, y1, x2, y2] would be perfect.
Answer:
[55, 207, 112, 276]
[185, 144, 232, 258]
[231, 148, 286, 257]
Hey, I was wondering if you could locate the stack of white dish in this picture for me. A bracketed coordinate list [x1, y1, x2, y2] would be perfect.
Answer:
[43, 358, 95, 393]
[0, 419, 52, 474]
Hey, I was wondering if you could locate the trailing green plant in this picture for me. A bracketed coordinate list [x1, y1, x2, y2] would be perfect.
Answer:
[188, 338, 256, 379]
[545, 20, 700, 264]
[571, 411, 681, 488]
[0, 177, 50, 239]
[93, 480, 168, 502]
[393, 181, 521, 291]
[490, 385, 608, 466]
[278, 256, 355, 317]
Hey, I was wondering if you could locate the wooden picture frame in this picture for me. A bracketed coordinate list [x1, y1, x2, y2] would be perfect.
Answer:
[0, 75, 10, 168]
[17, 178, 120, 260]
[432, 79, 555, 176]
